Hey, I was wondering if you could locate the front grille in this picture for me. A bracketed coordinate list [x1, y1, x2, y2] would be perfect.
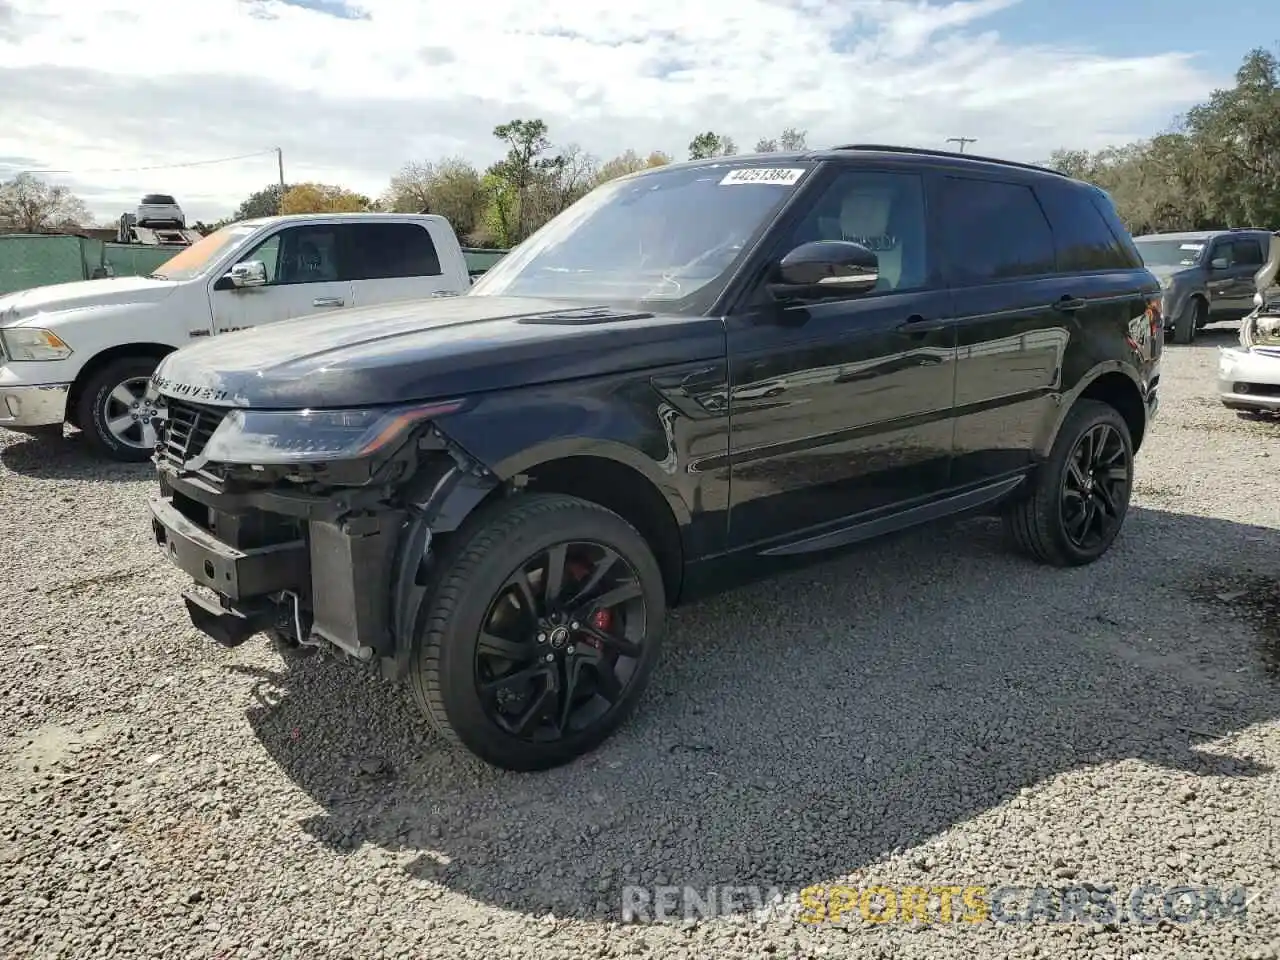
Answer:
[158, 397, 227, 466]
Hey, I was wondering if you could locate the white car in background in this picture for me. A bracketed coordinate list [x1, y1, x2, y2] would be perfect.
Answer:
[136, 194, 185, 227]
[1219, 233, 1280, 415]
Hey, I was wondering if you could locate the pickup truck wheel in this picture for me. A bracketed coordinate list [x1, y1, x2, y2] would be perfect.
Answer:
[1170, 297, 1203, 344]
[409, 493, 666, 771]
[1002, 399, 1134, 567]
[76, 356, 162, 463]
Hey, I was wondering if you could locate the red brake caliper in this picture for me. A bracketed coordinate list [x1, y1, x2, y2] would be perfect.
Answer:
[568, 561, 613, 650]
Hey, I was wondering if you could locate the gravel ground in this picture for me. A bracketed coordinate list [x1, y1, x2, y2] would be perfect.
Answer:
[1, 325, 1278, 960]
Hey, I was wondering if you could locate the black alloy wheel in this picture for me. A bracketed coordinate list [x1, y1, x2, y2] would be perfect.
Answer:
[409, 493, 666, 771]
[1058, 422, 1130, 552]
[1002, 399, 1134, 567]
[476, 540, 648, 742]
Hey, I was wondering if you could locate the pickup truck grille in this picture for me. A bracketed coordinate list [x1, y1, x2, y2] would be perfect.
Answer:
[158, 397, 226, 467]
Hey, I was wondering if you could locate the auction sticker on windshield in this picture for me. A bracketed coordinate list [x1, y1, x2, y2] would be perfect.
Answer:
[720, 168, 807, 186]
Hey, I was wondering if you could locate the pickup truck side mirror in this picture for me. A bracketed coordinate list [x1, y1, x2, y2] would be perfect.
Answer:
[228, 260, 268, 288]
[768, 240, 880, 301]
[1210, 257, 1230, 271]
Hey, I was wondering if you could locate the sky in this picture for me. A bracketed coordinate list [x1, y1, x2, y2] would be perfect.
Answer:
[0, 0, 1270, 225]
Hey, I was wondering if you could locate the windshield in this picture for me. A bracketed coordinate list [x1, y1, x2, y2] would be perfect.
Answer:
[1134, 238, 1206, 269]
[468, 161, 815, 308]
[149, 223, 260, 281]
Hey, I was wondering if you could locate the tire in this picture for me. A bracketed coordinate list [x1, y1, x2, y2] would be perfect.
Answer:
[409, 493, 667, 771]
[1002, 399, 1134, 567]
[75, 356, 163, 462]
[1170, 297, 1204, 344]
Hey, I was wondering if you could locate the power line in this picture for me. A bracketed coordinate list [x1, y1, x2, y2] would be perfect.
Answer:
[6, 148, 279, 176]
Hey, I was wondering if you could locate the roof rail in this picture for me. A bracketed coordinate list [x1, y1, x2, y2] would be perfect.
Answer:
[831, 143, 1069, 178]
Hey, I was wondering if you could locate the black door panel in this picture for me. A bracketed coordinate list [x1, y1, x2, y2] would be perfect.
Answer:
[726, 290, 956, 548]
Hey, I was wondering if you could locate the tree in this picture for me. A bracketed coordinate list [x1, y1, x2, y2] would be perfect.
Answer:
[383, 157, 488, 240]
[754, 128, 808, 153]
[231, 183, 290, 221]
[0, 173, 91, 233]
[279, 182, 372, 215]
[593, 149, 671, 186]
[1046, 47, 1280, 234]
[688, 131, 737, 160]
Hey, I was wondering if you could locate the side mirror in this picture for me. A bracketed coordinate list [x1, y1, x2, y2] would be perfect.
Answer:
[228, 260, 268, 288]
[1210, 257, 1230, 271]
[769, 241, 879, 300]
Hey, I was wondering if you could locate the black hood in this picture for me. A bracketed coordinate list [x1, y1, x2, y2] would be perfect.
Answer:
[151, 295, 727, 409]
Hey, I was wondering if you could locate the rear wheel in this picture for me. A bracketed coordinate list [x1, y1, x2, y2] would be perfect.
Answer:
[1003, 399, 1134, 567]
[75, 356, 162, 462]
[409, 493, 666, 771]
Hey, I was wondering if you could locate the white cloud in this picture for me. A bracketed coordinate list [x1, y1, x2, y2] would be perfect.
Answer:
[0, 0, 1221, 224]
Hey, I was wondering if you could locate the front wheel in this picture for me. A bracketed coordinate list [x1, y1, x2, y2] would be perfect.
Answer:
[75, 356, 163, 462]
[410, 493, 667, 771]
[1002, 399, 1134, 566]
[1170, 298, 1204, 344]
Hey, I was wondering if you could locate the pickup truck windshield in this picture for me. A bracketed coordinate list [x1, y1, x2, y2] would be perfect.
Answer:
[1134, 238, 1206, 269]
[468, 162, 815, 308]
[150, 223, 260, 281]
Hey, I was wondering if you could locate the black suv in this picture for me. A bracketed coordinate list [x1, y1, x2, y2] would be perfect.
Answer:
[145, 145, 1163, 771]
[1133, 228, 1276, 344]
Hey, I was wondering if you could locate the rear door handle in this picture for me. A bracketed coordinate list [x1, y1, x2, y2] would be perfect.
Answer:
[313, 297, 345, 308]
[896, 315, 949, 333]
[1053, 296, 1086, 313]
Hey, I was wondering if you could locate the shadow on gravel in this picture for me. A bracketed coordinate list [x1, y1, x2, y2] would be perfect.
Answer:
[238, 505, 1280, 922]
[0, 428, 153, 481]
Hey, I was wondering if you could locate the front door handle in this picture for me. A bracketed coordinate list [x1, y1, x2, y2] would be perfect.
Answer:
[896, 315, 949, 333]
[313, 297, 345, 308]
[1053, 296, 1086, 313]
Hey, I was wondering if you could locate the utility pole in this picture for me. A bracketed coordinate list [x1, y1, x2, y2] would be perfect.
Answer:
[276, 147, 285, 213]
[946, 137, 976, 153]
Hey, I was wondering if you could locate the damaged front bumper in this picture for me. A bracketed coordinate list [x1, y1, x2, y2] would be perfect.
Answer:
[1219, 311, 1280, 412]
[147, 417, 498, 680]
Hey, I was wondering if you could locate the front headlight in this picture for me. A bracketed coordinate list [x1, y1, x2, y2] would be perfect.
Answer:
[0, 327, 73, 361]
[198, 399, 466, 465]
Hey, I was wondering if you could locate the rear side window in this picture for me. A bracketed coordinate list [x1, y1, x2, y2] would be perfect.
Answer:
[346, 222, 442, 280]
[938, 176, 1055, 284]
[1086, 191, 1144, 268]
[1036, 182, 1137, 272]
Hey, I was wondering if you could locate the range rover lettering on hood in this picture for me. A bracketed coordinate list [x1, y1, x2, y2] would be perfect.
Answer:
[149, 375, 230, 404]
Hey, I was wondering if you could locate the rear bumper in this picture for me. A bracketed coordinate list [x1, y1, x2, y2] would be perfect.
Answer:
[0, 381, 69, 428]
[1218, 347, 1280, 411]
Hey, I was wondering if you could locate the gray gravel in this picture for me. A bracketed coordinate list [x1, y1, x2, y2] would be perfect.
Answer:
[1, 323, 1278, 959]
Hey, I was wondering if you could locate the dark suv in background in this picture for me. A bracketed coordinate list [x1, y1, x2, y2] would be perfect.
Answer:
[1133, 228, 1275, 343]
[144, 145, 1163, 771]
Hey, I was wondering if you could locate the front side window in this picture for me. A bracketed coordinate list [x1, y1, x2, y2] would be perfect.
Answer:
[1230, 239, 1265, 267]
[778, 168, 929, 293]
[238, 225, 343, 285]
[939, 176, 1055, 284]
[468, 161, 816, 309]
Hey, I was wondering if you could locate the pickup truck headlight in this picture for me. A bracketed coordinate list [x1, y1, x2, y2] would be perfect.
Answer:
[0, 327, 73, 361]
[199, 399, 466, 465]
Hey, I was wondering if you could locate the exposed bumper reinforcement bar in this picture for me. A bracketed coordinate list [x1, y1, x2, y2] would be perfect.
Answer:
[148, 496, 308, 601]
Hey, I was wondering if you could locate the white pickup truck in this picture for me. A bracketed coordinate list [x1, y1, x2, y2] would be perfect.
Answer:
[0, 212, 472, 461]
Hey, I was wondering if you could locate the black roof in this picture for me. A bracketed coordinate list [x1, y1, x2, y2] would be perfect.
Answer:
[641, 143, 1075, 183]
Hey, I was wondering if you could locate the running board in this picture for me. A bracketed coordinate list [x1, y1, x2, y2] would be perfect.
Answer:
[760, 475, 1027, 557]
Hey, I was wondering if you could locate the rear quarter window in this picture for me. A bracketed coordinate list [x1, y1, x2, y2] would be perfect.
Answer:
[1036, 181, 1138, 272]
[1082, 189, 1144, 269]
